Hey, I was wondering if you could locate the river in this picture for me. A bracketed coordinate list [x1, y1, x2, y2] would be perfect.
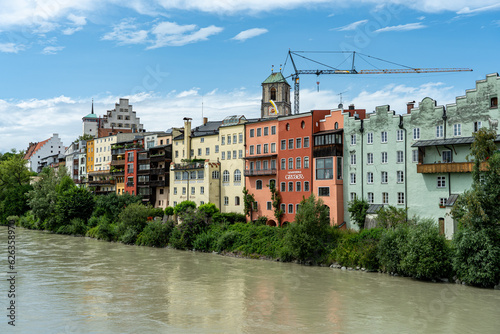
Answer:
[1, 226, 499, 333]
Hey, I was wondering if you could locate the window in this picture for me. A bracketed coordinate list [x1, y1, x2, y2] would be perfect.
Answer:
[413, 128, 420, 140]
[271, 159, 276, 170]
[453, 124, 462, 136]
[381, 152, 388, 164]
[235, 196, 240, 206]
[267, 202, 272, 210]
[256, 161, 261, 171]
[215, 145, 219, 153]
[206, 148, 210, 155]
[442, 150, 452, 163]
[200, 186, 204, 194]
[316, 157, 333, 179]
[238, 133, 243, 143]
[381, 171, 388, 183]
[223, 170, 230, 182]
[350, 173, 356, 184]
[249, 129, 255, 137]
[253, 202, 258, 211]
[269, 179, 276, 188]
[288, 139, 294, 150]
[397, 151, 404, 163]
[271, 126, 276, 135]
[249, 146, 254, 155]
[239, 150, 243, 158]
[198, 148, 202, 156]
[288, 182, 293, 192]
[318, 187, 330, 196]
[281, 182, 286, 192]
[351, 134, 356, 145]
[367, 153, 373, 164]
[367, 132, 373, 144]
[233, 134, 237, 144]
[173, 187, 177, 195]
[350, 154, 356, 165]
[288, 204, 293, 214]
[367, 172, 373, 184]
[296, 181, 301, 192]
[436, 125, 443, 138]
[350, 193, 357, 201]
[382, 192, 389, 204]
[234, 169, 241, 182]
[191, 187, 195, 195]
[296, 157, 301, 169]
[182, 187, 186, 195]
[398, 192, 405, 205]
[381, 131, 388, 143]
[397, 171, 404, 183]
[127, 152, 134, 161]
[221, 151, 225, 160]
[281, 159, 286, 170]
[182, 171, 189, 180]
[227, 151, 231, 160]
[304, 137, 310, 148]
[412, 149, 419, 163]
[281, 203, 286, 213]
[304, 156, 310, 168]
[224, 196, 229, 206]
[233, 151, 237, 159]
[474, 121, 482, 132]
[212, 171, 219, 179]
[286, 123, 290, 131]
[257, 128, 262, 137]
[221, 136, 225, 145]
[264, 144, 269, 153]
[256, 180, 263, 189]
[296, 138, 302, 149]
[257, 145, 261, 154]
[397, 129, 404, 142]
[304, 181, 310, 192]
[368, 192, 374, 204]
[437, 176, 446, 188]
[264, 127, 269, 136]
[491, 97, 498, 108]
[271, 143, 276, 153]
[281, 140, 286, 150]
[288, 158, 293, 170]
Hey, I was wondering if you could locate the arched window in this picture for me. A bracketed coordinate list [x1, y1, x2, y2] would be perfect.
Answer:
[304, 156, 310, 168]
[296, 157, 301, 169]
[270, 87, 277, 101]
[269, 179, 276, 188]
[335, 122, 339, 129]
[256, 180, 263, 189]
[223, 170, 230, 182]
[234, 169, 241, 182]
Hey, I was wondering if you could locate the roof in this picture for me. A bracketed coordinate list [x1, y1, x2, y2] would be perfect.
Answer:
[221, 115, 247, 127]
[367, 204, 384, 214]
[412, 135, 500, 147]
[314, 129, 343, 136]
[83, 113, 97, 119]
[191, 121, 223, 138]
[262, 72, 289, 85]
[24, 138, 50, 160]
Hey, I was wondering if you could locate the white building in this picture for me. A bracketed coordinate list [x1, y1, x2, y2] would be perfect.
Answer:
[101, 98, 144, 132]
[24, 134, 65, 173]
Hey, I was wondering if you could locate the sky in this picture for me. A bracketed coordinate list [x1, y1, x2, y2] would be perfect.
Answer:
[1, 0, 500, 153]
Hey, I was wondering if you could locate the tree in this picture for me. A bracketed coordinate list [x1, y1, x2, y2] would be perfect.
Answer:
[348, 198, 369, 229]
[55, 187, 95, 225]
[174, 200, 196, 216]
[243, 187, 255, 221]
[269, 181, 283, 226]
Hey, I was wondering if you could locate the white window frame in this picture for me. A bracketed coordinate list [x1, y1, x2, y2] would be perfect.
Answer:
[397, 129, 404, 142]
[381, 131, 388, 143]
[413, 128, 420, 140]
[367, 132, 373, 144]
[367, 153, 373, 165]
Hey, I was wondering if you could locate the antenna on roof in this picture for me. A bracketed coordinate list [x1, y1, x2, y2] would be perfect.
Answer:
[272, 65, 274, 73]
[91, 98, 94, 114]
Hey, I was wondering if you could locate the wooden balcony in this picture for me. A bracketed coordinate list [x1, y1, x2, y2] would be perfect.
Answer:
[244, 168, 277, 176]
[417, 161, 488, 173]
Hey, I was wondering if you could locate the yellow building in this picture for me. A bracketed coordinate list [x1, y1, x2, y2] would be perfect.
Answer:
[218, 116, 248, 214]
[86, 139, 95, 173]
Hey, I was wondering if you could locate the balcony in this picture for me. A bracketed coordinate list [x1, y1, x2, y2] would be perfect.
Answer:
[88, 179, 116, 185]
[150, 180, 166, 187]
[171, 162, 205, 170]
[150, 154, 167, 162]
[416, 162, 488, 173]
[244, 168, 277, 176]
[110, 168, 124, 175]
[127, 182, 134, 187]
[111, 159, 125, 166]
[150, 167, 167, 175]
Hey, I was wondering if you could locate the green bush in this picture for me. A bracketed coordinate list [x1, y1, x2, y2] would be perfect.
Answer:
[174, 201, 196, 215]
[92, 192, 142, 223]
[86, 216, 117, 241]
[169, 209, 209, 250]
[136, 220, 174, 247]
[164, 206, 174, 216]
[333, 228, 383, 270]
[193, 231, 219, 252]
[216, 231, 242, 252]
[377, 225, 409, 274]
[400, 220, 451, 280]
[212, 212, 246, 225]
[56, 218, 88, 236]
[18, 212, 39, 229]
[452, 226, 500, 287]
[116, 203, 150, 244]
[148, 207, 165, 219]
[198, 203, 219, 217]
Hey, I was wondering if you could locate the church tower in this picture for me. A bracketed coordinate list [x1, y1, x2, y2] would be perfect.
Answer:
[82, 99, 98, 137]
[261, 70, 291, 118]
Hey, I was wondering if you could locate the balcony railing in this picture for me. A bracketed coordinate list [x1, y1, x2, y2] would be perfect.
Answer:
[110, 160, 125, 166]
[88, 179, 116, 185]
[150, 180, 166, 187]
[244, 168, 277, 176]
[171, 162, 205, 170]
[417, 161, 488, 173]
[127, 182, 134, 187]
[150, 168, 167, 175]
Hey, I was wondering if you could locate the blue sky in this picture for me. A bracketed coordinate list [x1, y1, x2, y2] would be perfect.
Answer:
[1, 0, 500, 153]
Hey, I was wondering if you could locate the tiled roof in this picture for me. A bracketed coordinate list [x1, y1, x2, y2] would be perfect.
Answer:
[24, 138, 50, 160]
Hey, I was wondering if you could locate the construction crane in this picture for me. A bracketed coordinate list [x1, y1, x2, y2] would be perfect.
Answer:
[284, 50, 473, 114]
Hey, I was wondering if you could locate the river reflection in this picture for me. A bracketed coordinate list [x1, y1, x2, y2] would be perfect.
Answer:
[1, 227, 499, 333]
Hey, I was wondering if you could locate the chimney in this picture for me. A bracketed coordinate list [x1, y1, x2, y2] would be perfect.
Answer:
[203, 117, 208, 125]
[407, 101, 415, 114]
[349, 104, 355, 110]
[183, 117, 192, 160]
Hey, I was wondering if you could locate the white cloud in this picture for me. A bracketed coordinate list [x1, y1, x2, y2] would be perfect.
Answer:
[334, 19, 368, 31]
[67, 14, 87, 26]
[457, 3, 500, 15]
[231, 28, 268, 41]
[0, 42, 26, 53]
[148, 22, 223, 48]
[374, 22, 426, 33]
[42, 46, 64, 54]
[102, 19, 149, 45]
[177, 89, 199, 98]
[62, 26, 83, 35]
[417, 16, 425, 20]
